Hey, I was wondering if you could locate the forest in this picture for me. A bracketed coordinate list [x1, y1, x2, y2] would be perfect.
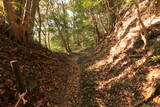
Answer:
[0, 0, 160, 107]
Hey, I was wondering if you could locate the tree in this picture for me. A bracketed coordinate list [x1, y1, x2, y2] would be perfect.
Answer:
[37, 4, 42, 44]
[3, 0, 40, 43]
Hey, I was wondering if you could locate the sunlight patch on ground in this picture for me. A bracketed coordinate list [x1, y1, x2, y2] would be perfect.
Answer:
[111, 53, 126, 67]
[143, 16, 160, 27]
[116, 16, 137, 40]
[86, 16, 160, 73]
[97, 56, 148, 90]
[95, 98, 105, 107]
[86, 58, 108, 71]
[142, 66, 160, 100]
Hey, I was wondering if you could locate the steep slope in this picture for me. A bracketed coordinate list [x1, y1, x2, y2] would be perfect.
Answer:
[0, 34, 80, 106]
[78, 0, 160, 106]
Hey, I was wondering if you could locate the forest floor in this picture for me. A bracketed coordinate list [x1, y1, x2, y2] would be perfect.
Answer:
[1, 34, 160, 107]
[0, 35, 81, 107]
[71, 1, 160, 106]
[0, 28, 160, 107]
[71, 40, 160, 107]
[1, 1, 160, 107]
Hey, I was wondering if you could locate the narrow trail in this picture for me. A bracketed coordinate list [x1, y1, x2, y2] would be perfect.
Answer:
[68, 48, 100, 106]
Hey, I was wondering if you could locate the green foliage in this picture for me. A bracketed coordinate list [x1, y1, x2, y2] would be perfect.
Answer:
[157, 48, 160, 52]
[0, 1, 4, 16]
[150, 55, 160, 62]
[11, 1, 21, 10]
[25, 69, 38, 91]
[126, 0, 132, 3]
[0, 1, 3, 7]
[36, 0, 130, 52]
[150, 40, 160, 48]
[26, 82, 38, 91]
[82, 0, 97, 9]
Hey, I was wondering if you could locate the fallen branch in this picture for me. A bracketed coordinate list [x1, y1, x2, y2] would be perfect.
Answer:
[132, 0, 149, 49]
[15, 90, 28, 107]
[10, 60, 28, 107]
[10, 60, 25, 93]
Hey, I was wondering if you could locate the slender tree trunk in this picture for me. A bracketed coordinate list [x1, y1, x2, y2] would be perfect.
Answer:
[105, 0, 117, 33]
[27, 0, 40, 42]
[55, 21, 71, 53]
[91, 13, 101, 44]
[50, 2, 72, 53]
[46, 0, 51, 49]
[98, 15, 108, 33]
[132, 0, 148, 49]
[66, 36, 72, 53]
[61, 1, 72, 53]
[37, 5, 41, 44]
[47, 32, 51, 49]
[43, 22, 48, 48]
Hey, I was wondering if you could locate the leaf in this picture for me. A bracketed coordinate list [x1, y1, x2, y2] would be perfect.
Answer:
[26, 82, 38, 91]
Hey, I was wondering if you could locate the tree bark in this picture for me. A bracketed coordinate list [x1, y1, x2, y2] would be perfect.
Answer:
[46, 0, 51, 49]
[91, 13, 101, 44]
[37, 5, 42, 44]
[105, 0, 117, 33]
[61, 1, 72, 53]
[3, 0, 40, 43]
[98, 14, 108, 33]
[3, 0, 21, 41]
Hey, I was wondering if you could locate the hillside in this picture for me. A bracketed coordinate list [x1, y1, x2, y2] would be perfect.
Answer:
[0, 34, 80, 106]
[77, 1, 160, 107]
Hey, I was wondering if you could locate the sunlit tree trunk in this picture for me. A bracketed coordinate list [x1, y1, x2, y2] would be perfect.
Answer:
[46, 0, 51, 49]
[54, 16, 71, 53]
[37, 4, 42, 44]
[98, 14, 108, 33]
[91, 13, 101, 44]
[3, 0, 40, 43]
[105, 0, 117, 33]
[3, 0, 21, 41]
[61, 1, 72, 53]
[44, 32, 48, 48]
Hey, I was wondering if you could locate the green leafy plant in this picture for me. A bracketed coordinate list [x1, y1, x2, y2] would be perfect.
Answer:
[24, 69, 38, 91]
[26, 82, 38, 91]
[150, 55, 160, 62]
[150, 40, 160, 48]
[157, 48, 160, 52]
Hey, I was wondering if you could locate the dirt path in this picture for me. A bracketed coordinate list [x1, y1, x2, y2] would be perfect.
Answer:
[69, 41, 160, 107]
[68, 48, 100, 106]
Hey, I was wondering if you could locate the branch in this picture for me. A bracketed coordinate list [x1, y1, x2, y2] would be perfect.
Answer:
[10, 60, 25, 93]
[15, 90, 28, 107]
[132, 0, 149, 49]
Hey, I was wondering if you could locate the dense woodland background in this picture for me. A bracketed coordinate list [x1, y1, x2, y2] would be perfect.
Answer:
[0, 0, 134, 53]
[0, 0, 160, 107]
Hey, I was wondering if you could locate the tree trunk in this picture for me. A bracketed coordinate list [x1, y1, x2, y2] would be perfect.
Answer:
[91, 13, 101, 44]
[105, 0, 117, 33]
[3, 0, 21, 41]
[3, 0, 40, 43]
[44, 32, 48, 48]
[98, 15, 108, 33]
[37, 5, 41, 44]
[27, 0, 40, 42]
[55, 20, 71, 53]
[132, 0, 148, 49]
[46, 0, 51, 49]
[61, 1, 72, 53]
